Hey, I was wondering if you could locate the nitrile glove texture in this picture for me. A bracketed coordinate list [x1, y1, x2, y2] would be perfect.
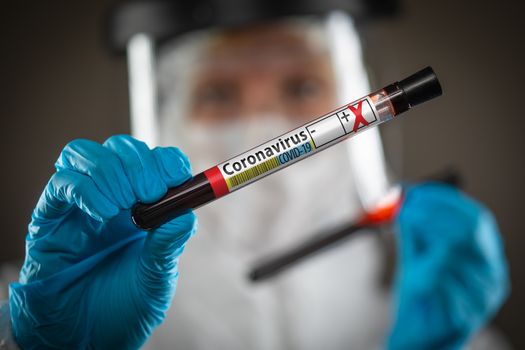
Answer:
[9, 135, 197, 349]
[388, 183, 509, 350]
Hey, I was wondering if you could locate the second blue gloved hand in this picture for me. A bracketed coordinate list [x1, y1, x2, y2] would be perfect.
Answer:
[9, 135, 197, 350]
[388, 183, 510, 350]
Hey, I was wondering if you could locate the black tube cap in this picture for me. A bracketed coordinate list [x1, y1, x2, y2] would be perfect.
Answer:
[398, 66, 442, 107]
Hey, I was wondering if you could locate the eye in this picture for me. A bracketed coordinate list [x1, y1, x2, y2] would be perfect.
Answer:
[190, 79, 240, 123]
[283, 76, 324, 102]
[193, 81, 238, 107]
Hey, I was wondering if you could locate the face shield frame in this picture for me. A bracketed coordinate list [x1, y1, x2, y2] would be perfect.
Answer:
[124, 12, 392, 211]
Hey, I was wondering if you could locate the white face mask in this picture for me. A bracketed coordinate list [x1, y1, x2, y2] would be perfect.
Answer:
[177, 115, 294, 173]
[161, 115, 363, 257]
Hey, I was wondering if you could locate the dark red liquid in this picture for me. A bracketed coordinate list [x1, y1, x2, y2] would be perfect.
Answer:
[132, 173, 215, 230]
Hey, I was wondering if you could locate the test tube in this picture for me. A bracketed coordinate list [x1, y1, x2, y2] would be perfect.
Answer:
[132, 66, 442, 230]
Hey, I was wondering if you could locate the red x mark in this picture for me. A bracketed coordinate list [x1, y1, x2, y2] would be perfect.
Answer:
[348, 101, 369, 133]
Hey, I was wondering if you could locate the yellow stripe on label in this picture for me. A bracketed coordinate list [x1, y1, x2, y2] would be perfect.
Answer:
[225, 156, 281, 189]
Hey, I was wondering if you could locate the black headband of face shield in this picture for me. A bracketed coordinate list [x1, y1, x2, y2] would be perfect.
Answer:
[104, 0, 401, 54]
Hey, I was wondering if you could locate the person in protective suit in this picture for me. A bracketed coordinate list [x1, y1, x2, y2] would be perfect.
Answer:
[0, 0, 510, 349]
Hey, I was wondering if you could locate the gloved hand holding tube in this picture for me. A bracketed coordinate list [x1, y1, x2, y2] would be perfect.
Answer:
[8, 136, 197, 349]
[249, 181, 510, 349]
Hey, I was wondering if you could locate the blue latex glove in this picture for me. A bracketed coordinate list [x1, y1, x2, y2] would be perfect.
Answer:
[388, 183, 510, 350]
[9, 135, 197, 349]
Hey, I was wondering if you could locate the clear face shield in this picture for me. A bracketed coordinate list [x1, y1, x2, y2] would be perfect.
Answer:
[126, 12, 391, 252]
[157, 18, 336, 165]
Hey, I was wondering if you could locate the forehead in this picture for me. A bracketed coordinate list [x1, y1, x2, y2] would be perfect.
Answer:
[196, 21, 330, 70]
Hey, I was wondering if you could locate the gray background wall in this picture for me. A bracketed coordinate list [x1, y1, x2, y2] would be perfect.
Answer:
[1, 0, 523, 347]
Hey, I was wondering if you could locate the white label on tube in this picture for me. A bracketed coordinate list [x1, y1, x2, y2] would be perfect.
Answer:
[216, 97, 379, 192]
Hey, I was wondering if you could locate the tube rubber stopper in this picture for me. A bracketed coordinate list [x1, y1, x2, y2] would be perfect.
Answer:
[398, 66, 442, 107]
